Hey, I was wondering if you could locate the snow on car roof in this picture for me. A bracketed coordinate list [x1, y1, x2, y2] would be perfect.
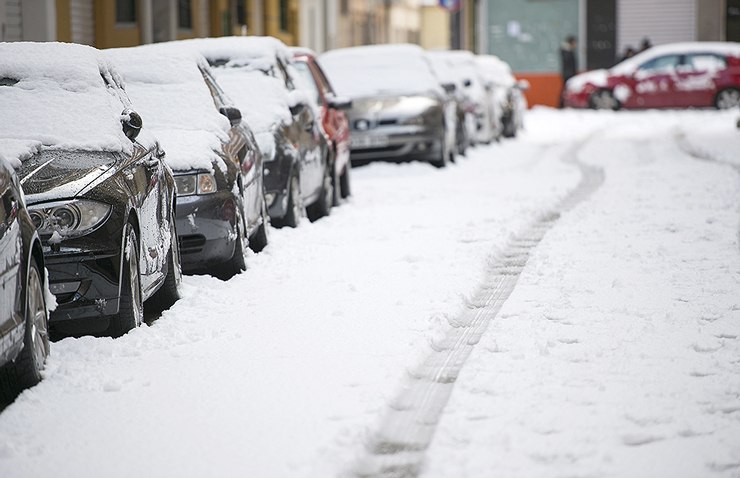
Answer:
[611, 41, 740, 75]
[105, 46, 232, 173]
[475, 55, 516, 88]
[0, 42, 133, 165]
[319, 44, 442, 99]
[178, 36, 293, 72]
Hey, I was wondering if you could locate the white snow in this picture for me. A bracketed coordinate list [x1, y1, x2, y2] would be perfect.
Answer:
[319, 44, 443, 99]
[0, 42, 133, 162]
[1, 108, 739, 478]
[104, 47, 232, 173]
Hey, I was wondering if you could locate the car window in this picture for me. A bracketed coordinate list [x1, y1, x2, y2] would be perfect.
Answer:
[274, 58, 294, 90]
[684, 53, 726, 73]
[637, 55, 681, 73]
[311, 62, 336, 96]
[293, 61, 323, 105]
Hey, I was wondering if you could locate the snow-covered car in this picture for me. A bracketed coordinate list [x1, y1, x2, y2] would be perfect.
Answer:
[106, 46, 268, 277]
[291, 47, 353, 202]
[320, 44, 455, 168]
[0, 42, 180, 337]
[475, 55, 528, 138]
[429, 50, 500, 144]
[0, 156, 49, 402]
[186, 37, 334, 226]
[427, 53, 474, 156]
[564, 42, 740, 110]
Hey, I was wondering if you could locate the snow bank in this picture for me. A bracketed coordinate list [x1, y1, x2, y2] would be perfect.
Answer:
[105, 47, 231, 173]
[319, 44, 443, 99]
[0, 42, 132, 162]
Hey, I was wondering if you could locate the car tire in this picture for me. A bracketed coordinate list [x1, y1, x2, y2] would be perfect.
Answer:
[307, 156, 333, 221]
[715, 88, 740, 110]
[249, 194, 270, 253]
[275, 173, 303, 228]
[0, 259, 49, 403]
[109, 225, 143, 338]
[339, 161, 351, 199]
[430, 135, 450, 169]
[147, 214, 182, 312]
[589, 89, 620, 110]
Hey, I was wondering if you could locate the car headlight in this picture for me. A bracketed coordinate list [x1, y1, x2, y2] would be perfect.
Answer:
[175, 173, 217, 196]
[400, 116, 425, 126]
[28, 199, 111, 239]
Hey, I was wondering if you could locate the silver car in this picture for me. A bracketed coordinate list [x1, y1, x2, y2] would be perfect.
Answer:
[319, 44, 455, 168]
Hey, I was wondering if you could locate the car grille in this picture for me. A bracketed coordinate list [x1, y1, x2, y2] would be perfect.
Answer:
[179, 234, 206, 254]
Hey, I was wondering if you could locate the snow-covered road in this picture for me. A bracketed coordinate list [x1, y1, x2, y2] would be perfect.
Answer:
[1, 109, 738, 478]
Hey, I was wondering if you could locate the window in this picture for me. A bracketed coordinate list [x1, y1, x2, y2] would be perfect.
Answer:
[293, 62, 322, 105]
[116, 0, 137, 24]
[685, 54, 726, 73]
[637, 55, 681, 73]
[279, 0, 289, 31]
[237, 1, 247, 26]
[178, 0, 193, 29]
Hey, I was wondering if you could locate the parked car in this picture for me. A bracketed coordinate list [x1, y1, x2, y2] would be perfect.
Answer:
[187, 36, 334, 226]
[291, 47, 353, 202]
[0, 156, 49, 402]
[429, 50, 500, 144]
[106, 46, 268, 278]
[475, 55, 529, 138]
[427, 53, 473, 156]
[320, 44, 454, 168]
[564, 42, 740, 110]
[0, 42, 179, 337]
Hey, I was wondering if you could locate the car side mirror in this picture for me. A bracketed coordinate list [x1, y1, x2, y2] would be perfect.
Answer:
[219, 106, 242, 126]
[289, 102, 306, 116]
[327, 95, 353, 110]
[463, 79, 472, 87]
[121, 109, 142, 141]
[441, 83, 456, 93]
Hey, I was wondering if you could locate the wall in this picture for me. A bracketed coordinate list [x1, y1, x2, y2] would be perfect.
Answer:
[617, 0, 696, 52]
[420, 5, 450, 49]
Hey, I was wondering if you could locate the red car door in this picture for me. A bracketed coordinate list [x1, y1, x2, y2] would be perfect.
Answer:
[674, 53, 728, 107]
[631, 54, 682, 108]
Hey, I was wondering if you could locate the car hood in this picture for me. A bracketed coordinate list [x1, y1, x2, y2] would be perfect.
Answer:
[566, 69, 609, 92]
[348, 94, 440, 119]
[18, 149, 118, 203]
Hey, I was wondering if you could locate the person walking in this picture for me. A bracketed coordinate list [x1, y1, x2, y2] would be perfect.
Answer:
[559, 35, 578, 108]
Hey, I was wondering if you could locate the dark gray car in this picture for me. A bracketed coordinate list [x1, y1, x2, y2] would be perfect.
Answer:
[319, 44, 454, 168]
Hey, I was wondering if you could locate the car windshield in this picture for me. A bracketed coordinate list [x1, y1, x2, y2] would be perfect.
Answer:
[320, 47, 440, 98]
[0, 43, 131, 161]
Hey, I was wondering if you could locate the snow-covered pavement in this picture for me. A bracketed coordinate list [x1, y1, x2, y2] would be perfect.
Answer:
[1, 109, 739, 478]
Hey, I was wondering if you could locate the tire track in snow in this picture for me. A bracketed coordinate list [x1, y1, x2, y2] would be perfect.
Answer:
[350, 138, 605, 478]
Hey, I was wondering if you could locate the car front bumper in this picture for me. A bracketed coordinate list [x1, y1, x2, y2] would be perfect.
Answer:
[175, 190, 239, 274]
[348, 125, 444, 163]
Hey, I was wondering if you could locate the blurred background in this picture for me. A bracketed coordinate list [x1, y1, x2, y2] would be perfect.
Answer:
[1, 0, 738, 107]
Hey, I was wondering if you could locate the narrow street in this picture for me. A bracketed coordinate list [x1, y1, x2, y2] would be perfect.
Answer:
[1, 109, 738, 478]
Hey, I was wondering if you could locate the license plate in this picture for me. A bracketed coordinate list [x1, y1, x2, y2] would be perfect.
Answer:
[350, 135, 389, 149]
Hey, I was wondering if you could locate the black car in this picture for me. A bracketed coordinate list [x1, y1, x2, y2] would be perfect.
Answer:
[106, 47, 269, 278]
[0, 157, 49, 402]
[0, 42, 180, 338]
[189, 36, 334, 227]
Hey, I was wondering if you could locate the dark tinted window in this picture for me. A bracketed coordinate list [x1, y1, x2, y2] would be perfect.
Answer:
[279, 0, 289, 31]
[637, 55, 681, 73]
[179, 0, 193, 29]
[116, 0, 137, 23]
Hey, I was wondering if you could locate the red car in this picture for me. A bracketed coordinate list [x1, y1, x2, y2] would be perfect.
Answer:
[564, 42, 740, 110]
[291, 48, 353, 202]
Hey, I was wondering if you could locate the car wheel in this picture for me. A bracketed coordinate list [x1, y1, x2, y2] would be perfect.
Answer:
[0, 258, 49, 402]
[715, 88, 740, 110]
[249, 193, 269, 253]
[430, 136, 450, 169]
[307, 157, 333, 221]
[589, 89, 620, 110]
[275, 173, 303, 228]
[339, 161, 351, 199]
[147, 214, 182, 312]
[109, 225, 143, 338]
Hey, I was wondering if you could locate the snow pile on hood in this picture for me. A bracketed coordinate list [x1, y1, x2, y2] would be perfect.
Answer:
[566, 69, 609, 92]
[427, 50, 487, 102]
[105, 46, 231, 173]
[179, 36, 293, 73]
[0, 42, 133, 164]
[475, 55, 516, 89]
[319, 44, 443, 99]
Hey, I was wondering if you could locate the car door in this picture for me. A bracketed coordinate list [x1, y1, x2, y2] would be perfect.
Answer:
[675, 53, 727, 107]
[0, 181, 23, 354]
[632, 54, 682, 108]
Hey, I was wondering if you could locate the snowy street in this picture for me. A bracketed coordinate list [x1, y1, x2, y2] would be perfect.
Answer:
[1, 108, 739, 477]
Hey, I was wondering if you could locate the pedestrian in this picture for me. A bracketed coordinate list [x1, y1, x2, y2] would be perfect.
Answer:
[559, 35, 578, 108]
[618, 46, 636, 64]
[639, 37, 652, 52]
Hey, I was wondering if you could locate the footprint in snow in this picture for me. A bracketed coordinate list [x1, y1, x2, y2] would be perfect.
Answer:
[622, 433, 664, 447]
